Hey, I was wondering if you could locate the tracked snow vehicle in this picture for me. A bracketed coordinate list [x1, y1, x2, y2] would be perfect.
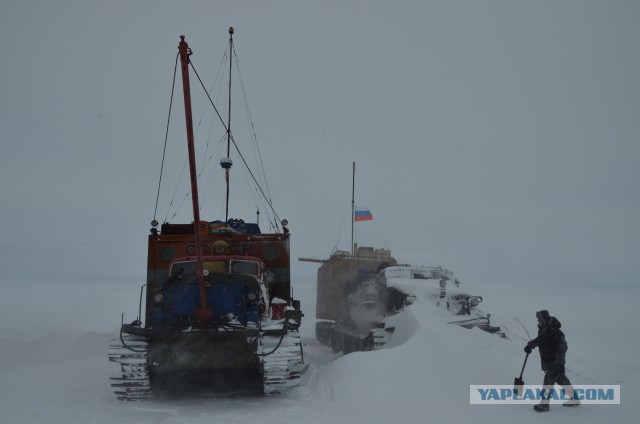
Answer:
[310, 246, 397, 351]
[108, 31, 303, 400]
[301, 164, 501, 355]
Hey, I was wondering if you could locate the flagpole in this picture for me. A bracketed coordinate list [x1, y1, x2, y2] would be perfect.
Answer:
[351, 161, 355, 255]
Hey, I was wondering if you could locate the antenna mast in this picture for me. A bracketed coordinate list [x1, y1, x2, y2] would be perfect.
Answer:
[221, 27, 235, 222]
[351, 161, 355, 255]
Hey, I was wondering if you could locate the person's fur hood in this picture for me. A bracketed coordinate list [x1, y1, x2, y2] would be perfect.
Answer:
[536, 310, 561, 329]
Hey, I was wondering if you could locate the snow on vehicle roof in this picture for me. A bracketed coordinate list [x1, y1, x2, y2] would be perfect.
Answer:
[382, 266, 466, 296]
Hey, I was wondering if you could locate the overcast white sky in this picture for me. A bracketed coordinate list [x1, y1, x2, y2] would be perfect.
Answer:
[1, 0, 638, 291]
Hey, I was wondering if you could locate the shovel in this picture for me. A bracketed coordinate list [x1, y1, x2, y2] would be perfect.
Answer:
[513, 352, 529, 396]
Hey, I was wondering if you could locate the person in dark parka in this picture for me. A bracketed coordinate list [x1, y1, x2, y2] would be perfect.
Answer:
[524, 310, 580, 411]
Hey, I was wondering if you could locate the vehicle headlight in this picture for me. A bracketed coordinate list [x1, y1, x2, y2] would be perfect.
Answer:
[153, 293, 164, 304]
[247, 292, 258, 302]
[439, 279, 447, 288]
[264, 271, 275, 283]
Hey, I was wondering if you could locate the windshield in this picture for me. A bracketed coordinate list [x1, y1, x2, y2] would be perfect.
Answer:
[230, 260, 260, 276]
[169, 259, 260, 282]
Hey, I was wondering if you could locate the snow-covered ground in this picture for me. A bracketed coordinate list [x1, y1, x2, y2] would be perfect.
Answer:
[1, 273, 638, 424]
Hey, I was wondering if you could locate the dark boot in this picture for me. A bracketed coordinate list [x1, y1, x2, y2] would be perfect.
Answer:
[534, 403, 550, 412]
[535, 385, 551, 412]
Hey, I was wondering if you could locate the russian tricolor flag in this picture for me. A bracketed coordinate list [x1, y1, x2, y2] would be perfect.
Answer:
[354, 209, 373, 222]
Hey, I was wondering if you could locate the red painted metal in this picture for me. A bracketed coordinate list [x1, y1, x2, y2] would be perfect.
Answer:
[178, 35, 213, 323]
